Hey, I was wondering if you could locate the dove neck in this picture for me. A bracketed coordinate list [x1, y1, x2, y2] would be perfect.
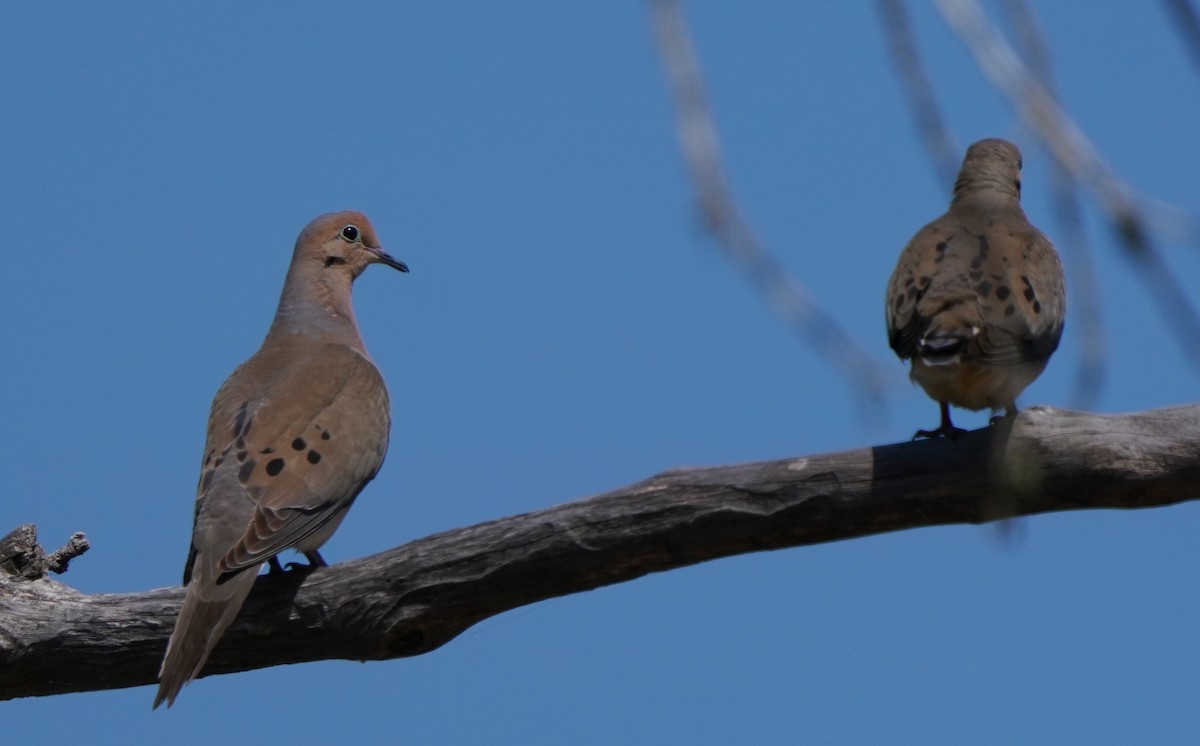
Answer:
[951, 176, 1021, 208]
[265, 270, 366, 351]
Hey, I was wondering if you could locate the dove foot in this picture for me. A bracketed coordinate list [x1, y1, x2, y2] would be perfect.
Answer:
[912, 425, 968, 440]
[266, 550, 328, 575]
[912, 401, 966, 440]
[988, 406, 1018, 427]
[283, 550, 328, 572]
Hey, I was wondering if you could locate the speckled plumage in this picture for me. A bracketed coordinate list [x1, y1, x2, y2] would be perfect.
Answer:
[155, 211, 407, 708]
[886, 139, 1065, 438]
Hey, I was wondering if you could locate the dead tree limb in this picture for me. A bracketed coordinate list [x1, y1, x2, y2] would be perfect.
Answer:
[3, 403, 1199, 701]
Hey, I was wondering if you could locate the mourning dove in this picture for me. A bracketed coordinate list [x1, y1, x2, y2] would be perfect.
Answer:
[154, 211, 407, 708]
[886, 138, 1065, 439]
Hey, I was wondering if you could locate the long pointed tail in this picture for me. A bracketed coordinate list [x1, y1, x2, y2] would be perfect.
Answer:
[154, 568, 258, 709]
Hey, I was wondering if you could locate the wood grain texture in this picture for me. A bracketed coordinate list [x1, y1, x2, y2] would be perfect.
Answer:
[3, 403, 1198, 700]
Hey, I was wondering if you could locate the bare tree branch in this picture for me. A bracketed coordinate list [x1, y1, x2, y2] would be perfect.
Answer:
[648, 0, 892, 413]
[875, 0, 960, 186]
[1162, 0, 1200, 77]
[0, 524, 90, 579]
[936, 0, 1200, 377]
[4, 403, 1200, 701]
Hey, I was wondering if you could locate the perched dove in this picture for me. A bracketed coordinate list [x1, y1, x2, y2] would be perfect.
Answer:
[886, 138, 1065, 438]
[154, 211, 407, 708]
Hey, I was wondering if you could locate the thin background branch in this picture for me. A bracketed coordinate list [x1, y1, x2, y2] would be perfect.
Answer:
[936, 0, 1200, 377]
[999, 0, 1105, 408]
[1162, 0, 1200, 77]
[876, 0, 1106, 406]
[874, 0, 960, 187]
[648, 0, 891, 414]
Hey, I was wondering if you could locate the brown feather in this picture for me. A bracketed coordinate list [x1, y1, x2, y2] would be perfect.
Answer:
[885, 140, 1065, 435]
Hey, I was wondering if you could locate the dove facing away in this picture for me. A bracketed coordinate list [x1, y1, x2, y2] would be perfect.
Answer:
[154, 211, 407, 708]
[886, 138, 1065, 439]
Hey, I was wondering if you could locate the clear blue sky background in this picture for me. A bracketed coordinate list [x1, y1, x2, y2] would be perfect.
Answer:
[4, 3, 1200, 743]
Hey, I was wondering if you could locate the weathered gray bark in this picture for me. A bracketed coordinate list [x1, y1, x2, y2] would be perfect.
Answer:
[2, 404, 1198, 701]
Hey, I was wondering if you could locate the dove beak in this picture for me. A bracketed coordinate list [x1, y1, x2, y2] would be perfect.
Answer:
[368, 248, 409, 273]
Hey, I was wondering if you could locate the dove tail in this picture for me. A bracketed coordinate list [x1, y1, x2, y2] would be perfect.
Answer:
[917, 331, 968, 365]
[153, 568, 258, 709]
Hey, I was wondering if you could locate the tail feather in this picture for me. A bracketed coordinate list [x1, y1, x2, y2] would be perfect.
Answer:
[153, 568, 258, 709]
[917, 331, 969, 364]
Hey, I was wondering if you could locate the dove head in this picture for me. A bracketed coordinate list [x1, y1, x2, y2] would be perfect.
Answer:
[297, 210, 409, 278]
[951, 138, 1023, 207]
[269, 210, 407, 345]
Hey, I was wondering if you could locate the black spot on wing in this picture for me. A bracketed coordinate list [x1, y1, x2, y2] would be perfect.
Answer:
[266, 458, 285, 477]
[1022, 276, 1036, 302]
[238, 459, 257, 483]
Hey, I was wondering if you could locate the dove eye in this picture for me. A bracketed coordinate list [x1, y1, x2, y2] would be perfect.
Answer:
[340, 225, 360, 242]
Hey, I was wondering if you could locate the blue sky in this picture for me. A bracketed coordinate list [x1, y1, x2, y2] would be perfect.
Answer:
[4, 3, 1200, 743]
